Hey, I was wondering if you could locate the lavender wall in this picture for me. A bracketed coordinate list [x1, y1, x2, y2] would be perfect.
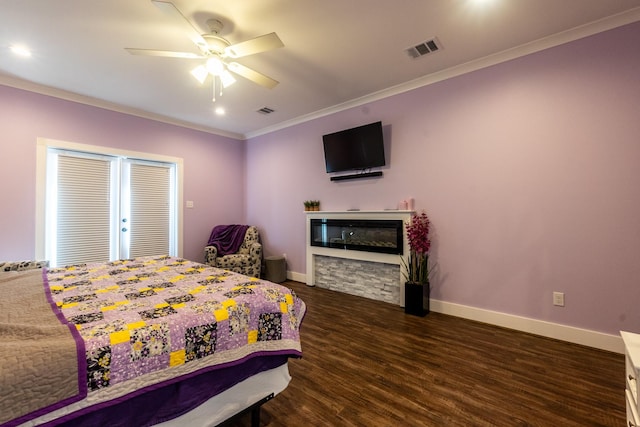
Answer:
[246, 22, 640, 335]
[0, 86, 246, 262]
[1, 22, 638, 336]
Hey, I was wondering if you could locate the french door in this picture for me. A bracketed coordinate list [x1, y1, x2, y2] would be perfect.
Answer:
[44, 148, 178, 267]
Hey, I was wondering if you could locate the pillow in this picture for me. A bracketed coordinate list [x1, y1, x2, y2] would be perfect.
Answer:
[0, 260, 49, 272]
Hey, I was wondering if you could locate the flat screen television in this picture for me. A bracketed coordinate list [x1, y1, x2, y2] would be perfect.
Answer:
[322, 121, 385, 173]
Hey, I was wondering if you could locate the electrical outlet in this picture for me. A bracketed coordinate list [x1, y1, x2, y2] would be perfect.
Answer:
[553, 291, 565, 307]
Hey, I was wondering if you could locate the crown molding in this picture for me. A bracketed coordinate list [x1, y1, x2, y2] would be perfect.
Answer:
[0, 74, 244, 140]
[2, 7, 638, 142]
[244, 7, 640, 139]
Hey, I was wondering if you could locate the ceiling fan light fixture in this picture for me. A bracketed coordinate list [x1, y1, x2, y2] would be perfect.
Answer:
[206, 57, 224, 76]
[190, 65, 208, 84]
[220, 70, 236, 88]
[128, 1, 283, 100]
[10, 44, 32, 57]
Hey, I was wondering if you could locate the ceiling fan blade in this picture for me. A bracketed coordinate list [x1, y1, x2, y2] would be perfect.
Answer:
[227, 62, 279, 89]
[151, 0, 208, 53]
[125, 48, 204, 58]
[224, 33, 284, 58]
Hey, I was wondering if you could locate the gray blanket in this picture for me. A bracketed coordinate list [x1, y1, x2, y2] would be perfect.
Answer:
[0, 269, 80, 425]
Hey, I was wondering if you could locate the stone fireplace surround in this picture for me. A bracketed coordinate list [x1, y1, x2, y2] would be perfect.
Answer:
[306, 210, 413, 306]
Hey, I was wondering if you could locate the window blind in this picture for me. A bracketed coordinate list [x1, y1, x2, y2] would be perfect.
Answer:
[126, 161, 172, 258]
[47, 148, 177, 267]
[55, 154, 112, 265]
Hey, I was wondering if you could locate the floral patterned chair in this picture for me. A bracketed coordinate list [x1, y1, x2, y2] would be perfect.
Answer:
[204, 226, 262, 278]
[0, 260, 49, 272]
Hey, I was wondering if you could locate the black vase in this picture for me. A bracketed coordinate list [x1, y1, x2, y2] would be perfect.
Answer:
[404, 282, 429, 316]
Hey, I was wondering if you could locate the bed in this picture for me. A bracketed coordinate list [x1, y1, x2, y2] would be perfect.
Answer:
[0, 255, 306, 427]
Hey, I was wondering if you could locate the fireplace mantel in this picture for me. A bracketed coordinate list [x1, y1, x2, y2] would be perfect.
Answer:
[306, 210, 413, 306]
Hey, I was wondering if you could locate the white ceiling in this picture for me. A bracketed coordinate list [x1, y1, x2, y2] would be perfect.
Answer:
[1, 0, 639, 139]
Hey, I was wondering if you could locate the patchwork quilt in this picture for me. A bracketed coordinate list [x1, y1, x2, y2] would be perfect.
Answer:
[1, 255, 305, 427]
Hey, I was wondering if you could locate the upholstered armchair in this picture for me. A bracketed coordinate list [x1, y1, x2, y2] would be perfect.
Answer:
[204, 225, 262, 278]
[0, 260, 49, 272]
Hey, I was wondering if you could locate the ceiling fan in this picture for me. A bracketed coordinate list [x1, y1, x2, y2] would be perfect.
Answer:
[125, 0, 284, 101]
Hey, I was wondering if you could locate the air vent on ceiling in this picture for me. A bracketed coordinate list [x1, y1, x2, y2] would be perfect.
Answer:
[257, 107, 275, 114]
[406, 37, 442, 59]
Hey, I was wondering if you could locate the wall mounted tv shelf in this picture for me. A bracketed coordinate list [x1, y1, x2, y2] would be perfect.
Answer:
[330, 171, 383, 181]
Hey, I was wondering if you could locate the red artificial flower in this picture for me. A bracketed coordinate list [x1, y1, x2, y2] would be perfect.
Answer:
[403, 210, 432, 284]
[406, 211, 430, 255]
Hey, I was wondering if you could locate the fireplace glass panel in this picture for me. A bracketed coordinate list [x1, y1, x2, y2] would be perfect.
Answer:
[310, 219, 403, 255]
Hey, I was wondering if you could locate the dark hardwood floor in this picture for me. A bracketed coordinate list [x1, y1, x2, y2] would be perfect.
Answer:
[228, 281, 625, 426]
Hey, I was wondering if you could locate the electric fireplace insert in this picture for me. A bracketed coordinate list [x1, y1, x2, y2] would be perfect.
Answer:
[310, 219, 403, 255]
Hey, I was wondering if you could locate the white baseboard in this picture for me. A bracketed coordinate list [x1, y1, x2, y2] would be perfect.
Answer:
[430, 300, 623, 354]
[285, 271, 623, 354]
[287, 270, 307, 284]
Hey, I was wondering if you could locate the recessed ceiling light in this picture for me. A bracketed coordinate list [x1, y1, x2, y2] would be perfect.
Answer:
[469, 0, 497, 7]
[10, 45, 32, 57]
[215, 107, 226, 115]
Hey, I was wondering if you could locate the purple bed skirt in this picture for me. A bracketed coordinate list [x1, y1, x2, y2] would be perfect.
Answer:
[45, 355, 291, 427]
